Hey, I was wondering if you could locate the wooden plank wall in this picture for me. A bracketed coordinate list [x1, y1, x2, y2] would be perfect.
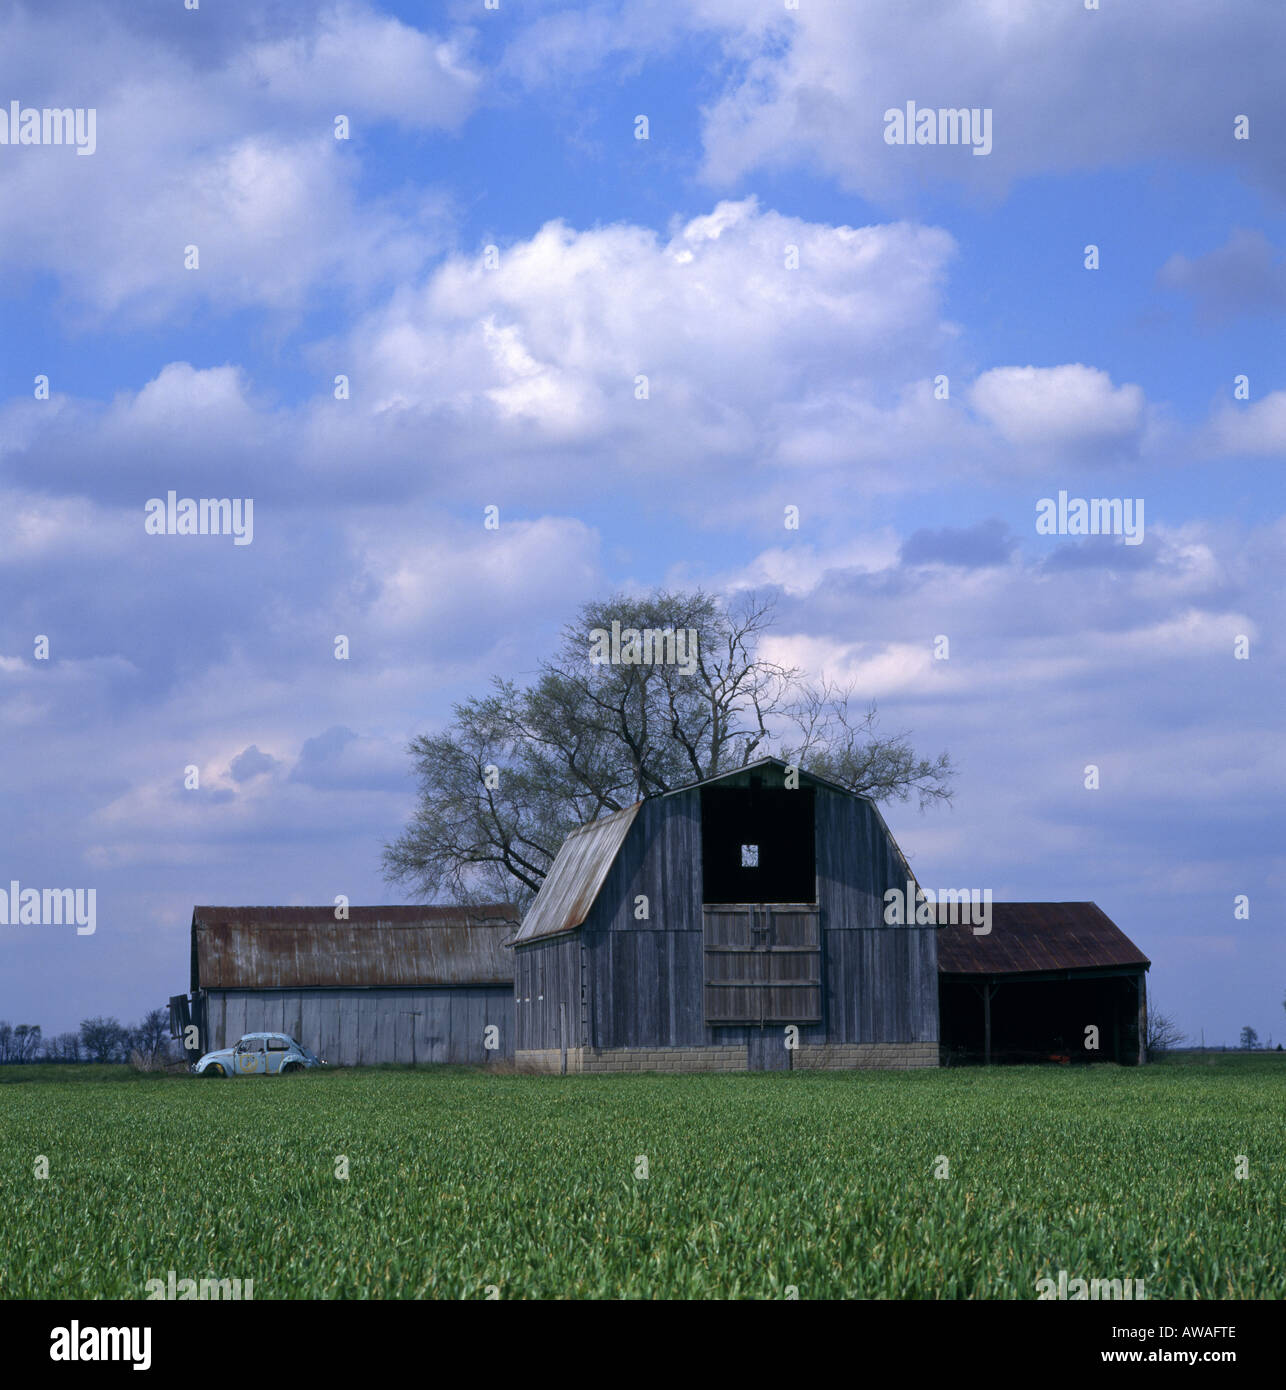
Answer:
[580, 785, 939, 1047]
[703, 905, 823, 1024]
[203, 987, 514, 1065]
[513, 933, 583, 1050]
[815, 790, 939, 1043]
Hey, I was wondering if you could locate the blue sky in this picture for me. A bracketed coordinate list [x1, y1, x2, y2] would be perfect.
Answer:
[1, 0, 1283, 1046]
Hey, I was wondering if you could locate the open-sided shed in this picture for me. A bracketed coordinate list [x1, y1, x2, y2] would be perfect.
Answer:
[937, 903, 1150, 1064]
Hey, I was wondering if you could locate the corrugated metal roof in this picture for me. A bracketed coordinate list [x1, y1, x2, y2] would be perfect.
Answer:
[511, 759, 925, 946]
[191, 904, 519, 990]
[936, 902, 1149, 976]
[510, 803, 641, 943]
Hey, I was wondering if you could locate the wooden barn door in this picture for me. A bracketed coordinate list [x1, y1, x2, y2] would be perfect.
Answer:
[704, 905, 821, 1049]
[703, 906, 763, 1026]
[761, 906, 822, 1025]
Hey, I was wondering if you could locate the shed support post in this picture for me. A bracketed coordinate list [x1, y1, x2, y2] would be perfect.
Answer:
[976, 981, 1002, 1065]
[1137, 972, 1147, 1065]
[559, 1002, 567, 1076]
[983, 982, 992, 1066]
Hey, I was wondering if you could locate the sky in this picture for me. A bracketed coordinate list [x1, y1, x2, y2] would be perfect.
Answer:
[0, 0, 1282, 1046]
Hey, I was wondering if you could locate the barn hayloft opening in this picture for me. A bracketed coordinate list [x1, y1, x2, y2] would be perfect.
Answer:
[700, 783, 816, 904]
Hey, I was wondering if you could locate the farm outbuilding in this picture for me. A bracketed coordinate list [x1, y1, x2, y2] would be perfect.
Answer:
[176, 904, 518, 1066]
[937, 903, 1149, 1065]
[509, 757, 1151, 1073]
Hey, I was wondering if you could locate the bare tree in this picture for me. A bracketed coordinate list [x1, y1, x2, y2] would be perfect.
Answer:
[133, 1009, 170, 1064]
[46, 1032, 83, 1063]
[385, 588, 955, 908]
[12, 1024, 42, 1063]
[79, 1016, 128, 1063]
[1146, 1007, 1186, 1060]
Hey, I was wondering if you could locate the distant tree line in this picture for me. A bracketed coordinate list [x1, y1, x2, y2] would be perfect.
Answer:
[0, 1010, 171, 1064]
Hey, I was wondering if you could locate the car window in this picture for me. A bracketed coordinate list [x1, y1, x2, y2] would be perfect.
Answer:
[267, 1036, 288, 1051]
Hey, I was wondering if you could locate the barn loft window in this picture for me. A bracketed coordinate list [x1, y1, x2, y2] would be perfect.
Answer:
[701, 785, 816, 904]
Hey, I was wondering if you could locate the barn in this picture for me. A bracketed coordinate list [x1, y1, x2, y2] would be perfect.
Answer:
[511, 758, 939, 1072]
[510, 757, 1150, 1073]
[175, 904, 518, 1066]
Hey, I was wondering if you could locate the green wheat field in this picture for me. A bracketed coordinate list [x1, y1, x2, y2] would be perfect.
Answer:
[2, 1054, 1282, 1299]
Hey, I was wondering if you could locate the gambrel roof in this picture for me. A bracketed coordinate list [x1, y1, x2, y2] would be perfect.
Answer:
[512, 757, 917, 945]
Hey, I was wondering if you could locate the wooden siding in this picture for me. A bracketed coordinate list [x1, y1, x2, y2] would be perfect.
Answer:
[822, 927, 939, 1043]
[203, 987, 513, 1065]
[513, 933, 583, 1050]
[572, 786, 938, 1048]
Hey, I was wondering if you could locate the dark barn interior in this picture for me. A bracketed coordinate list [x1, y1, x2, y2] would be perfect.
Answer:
[700, 783, 816, 903]
[939, 972, 1144, 1063]
[937, 903, 1150, 1065]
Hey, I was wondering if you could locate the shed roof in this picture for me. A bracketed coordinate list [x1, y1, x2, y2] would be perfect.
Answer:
[509, 803, 641, 944]
[936, 903, 1149, 977]
[191, 904, 518, 990]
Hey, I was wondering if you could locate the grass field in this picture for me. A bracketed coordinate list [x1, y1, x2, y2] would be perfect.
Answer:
[2, 1055, 1282, 1299]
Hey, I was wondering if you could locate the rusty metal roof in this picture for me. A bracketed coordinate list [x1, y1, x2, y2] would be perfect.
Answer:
[191, 904, 519, 990]
[936, 902, 1149, 976]
[510, 803, 641, 943]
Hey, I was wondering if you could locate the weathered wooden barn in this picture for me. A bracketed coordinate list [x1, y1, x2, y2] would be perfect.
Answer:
[510, 757, 1150, 1072]
[177, 904, 518, 1066]
[511, 758, 939, 1072]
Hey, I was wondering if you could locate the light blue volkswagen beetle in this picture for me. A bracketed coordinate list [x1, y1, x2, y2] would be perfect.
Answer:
[192, 1032, 324, 1077]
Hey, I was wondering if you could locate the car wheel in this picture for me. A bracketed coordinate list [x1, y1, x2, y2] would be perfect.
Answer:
[281, 1061, 303, 1074]
[204, 1063, 226, 1077]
